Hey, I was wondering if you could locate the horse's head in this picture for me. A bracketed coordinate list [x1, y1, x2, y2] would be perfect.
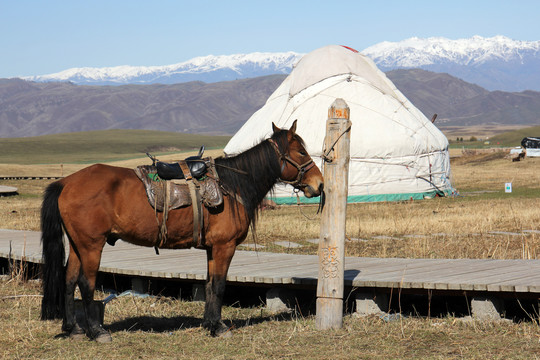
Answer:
[270, 120, 324, 198]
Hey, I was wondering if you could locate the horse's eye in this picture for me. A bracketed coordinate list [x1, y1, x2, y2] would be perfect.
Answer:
[299, 151, 307, 156]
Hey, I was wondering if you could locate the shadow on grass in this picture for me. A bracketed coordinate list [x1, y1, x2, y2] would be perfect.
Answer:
[105, 311, 296, 334]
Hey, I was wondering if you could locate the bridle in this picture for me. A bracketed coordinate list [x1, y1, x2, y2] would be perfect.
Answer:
[268, 138, 316, 189]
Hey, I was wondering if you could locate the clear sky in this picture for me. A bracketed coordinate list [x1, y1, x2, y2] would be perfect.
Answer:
[1, 0, 539, 78]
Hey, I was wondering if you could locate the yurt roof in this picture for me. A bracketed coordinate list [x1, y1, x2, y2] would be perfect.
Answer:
[224, 45, 447, 159]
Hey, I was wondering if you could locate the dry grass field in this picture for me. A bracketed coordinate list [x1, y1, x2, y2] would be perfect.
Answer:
[2, 278, 540, 359]
[242, 149, 540, 261]
[1, 147, 540, 359]
[2, 148, 539, 261]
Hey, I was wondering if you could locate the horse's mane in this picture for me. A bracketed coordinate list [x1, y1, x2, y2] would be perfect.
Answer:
[215, 129, 300, 226]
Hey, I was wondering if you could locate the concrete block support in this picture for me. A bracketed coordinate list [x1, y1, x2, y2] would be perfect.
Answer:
[470, 297, 504, 320]
[266, 287, 296, 313]
[355, 292, 388, 316]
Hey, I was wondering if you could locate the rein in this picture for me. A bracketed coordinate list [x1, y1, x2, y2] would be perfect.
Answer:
[268, 138, 315, 188]
[321, 124, 352, 163]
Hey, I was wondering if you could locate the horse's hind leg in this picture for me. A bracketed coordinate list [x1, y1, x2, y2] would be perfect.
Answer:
[62, 245, 85, 339]
[77, 243, 112, 343]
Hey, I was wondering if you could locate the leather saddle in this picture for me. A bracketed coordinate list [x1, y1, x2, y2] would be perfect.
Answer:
[134, 167, 222, 211]
[155, 146, 207, 180]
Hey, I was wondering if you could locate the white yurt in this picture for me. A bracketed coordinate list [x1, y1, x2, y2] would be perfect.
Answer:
[224, 45, 454, 204]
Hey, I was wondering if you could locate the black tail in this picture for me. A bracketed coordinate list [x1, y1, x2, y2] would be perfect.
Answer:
[40, 181, 66, 320]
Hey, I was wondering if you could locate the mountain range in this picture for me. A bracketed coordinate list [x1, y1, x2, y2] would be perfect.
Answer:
[363, 36, 540, 92]
[0, 75, 285, 137]
[2, 69, 539, 138]
[2, 35, 539, 138]
[22, 52, 303, 86]
[21, 36, 540, 92]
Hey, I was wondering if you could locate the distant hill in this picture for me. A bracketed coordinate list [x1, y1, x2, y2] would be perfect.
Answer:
[1, 70, 539, 138]
[0, 75, 285, 138]
[386, 69, 540, 127]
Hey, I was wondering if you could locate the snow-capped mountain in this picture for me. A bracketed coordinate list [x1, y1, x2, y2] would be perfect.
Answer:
[21, 36, 540, 91]
[363, 35, 540, 68]
[23, 52, 303, 85]
[363, 36, 540, 91]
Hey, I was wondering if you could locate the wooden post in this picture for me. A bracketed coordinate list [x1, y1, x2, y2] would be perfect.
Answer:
[316, 98, 351, 330]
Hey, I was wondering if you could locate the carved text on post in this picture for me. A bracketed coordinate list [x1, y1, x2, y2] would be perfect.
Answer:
[321, 246, 339, 278]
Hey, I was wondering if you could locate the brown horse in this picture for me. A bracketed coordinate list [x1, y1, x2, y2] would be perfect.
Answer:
[40, 121, 323, 342]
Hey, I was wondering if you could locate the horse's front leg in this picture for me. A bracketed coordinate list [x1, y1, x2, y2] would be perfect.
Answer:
[203, 243, 236, 337]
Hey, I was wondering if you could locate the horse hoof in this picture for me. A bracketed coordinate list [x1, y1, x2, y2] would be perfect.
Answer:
[218, 329, 233, 338]
[214, 325, 233, 338]
[94, 331, 112, 343]
[91, 327, 112, 343]
[69, 325, 86, 341]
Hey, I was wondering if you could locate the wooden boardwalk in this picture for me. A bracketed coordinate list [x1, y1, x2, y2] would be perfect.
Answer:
[2, 229, 540, 294]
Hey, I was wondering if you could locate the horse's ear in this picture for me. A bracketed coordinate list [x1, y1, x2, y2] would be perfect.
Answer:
[272, 122, 280, 134]
[289, 120, 297, 134]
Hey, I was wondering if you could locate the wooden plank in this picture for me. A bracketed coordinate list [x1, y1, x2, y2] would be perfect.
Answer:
[229, 257, 312, 271]
[228, 252, 318, 282]
[101, 252, 206, 267]
[355, 260, 468, 289]
[4, 230, 540, 294]
[406, 260, 520, 291]
[452, 267, 538, 292]
[489, 273, 540, 292]
[349, 259, 457, 279]
[387, 260, 524, 285]
[347, 259, 460, 288]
